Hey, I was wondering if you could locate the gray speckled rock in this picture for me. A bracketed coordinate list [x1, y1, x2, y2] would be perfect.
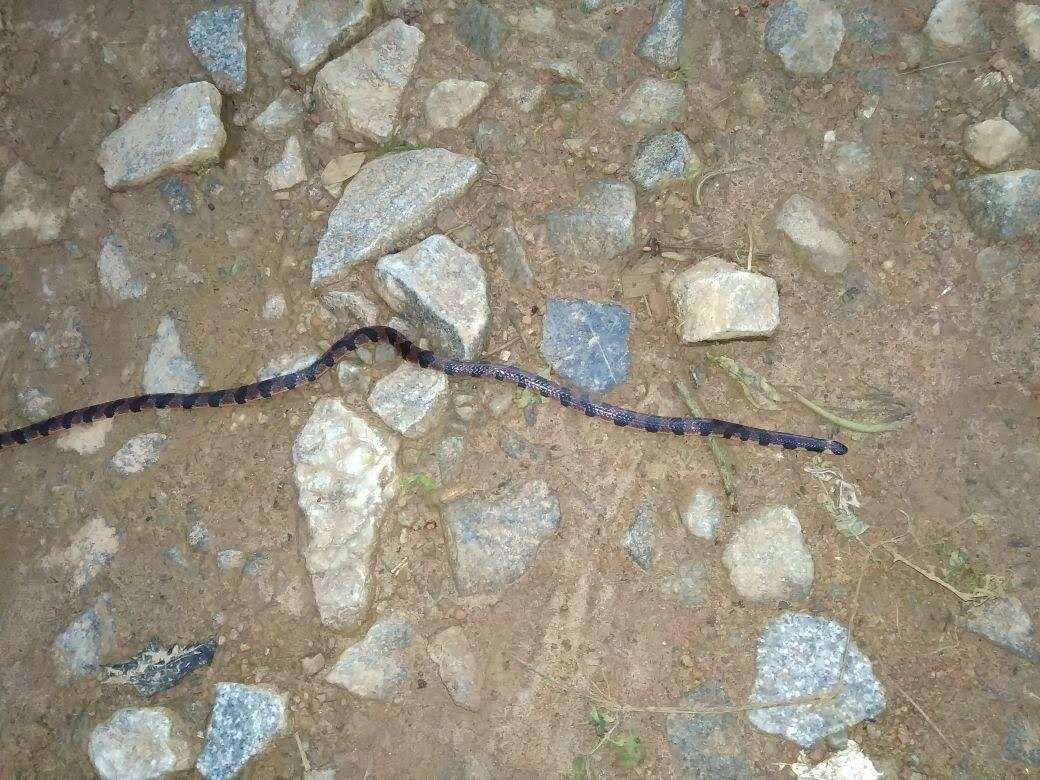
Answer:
[186, 7, 247, 94]
[254, 0, 378, 74]
[142, 315, 203, 393]
[1004, 715, 1040, 765]
[660, 560, 709, 608]
[373, 234, 490, 359]
[252, 88, 304, 142]
[959, 596, 1040, 663]
[670, 258, 779, 343]
[443, 480, 561, 596]
[454, 2, 507, 60]
[265, 135, 308, 191]
[110, 433, 168, 475]
[621, 500, 654, 571]
[546, 179, 636, 266]
[772, 194, 852, 275]
[98, 82, 226, 190]
[311, 149, 483, 287]
[636, 0, 685, 70]
[98, 234, 146, 301]
[17, 385, 52, 421]
[426, 79, 490, 131]
[0, 161, 66, 244]
[293, 398, 397, 629]
[326, 613, 413, 699]
[629, 131, 699, 191]
[52, 594, 116, 682]
[667, 681, 748, 779]
[368, 362, 448, 437]
[924, 0, 988, 49]
[428, 625, 484, 711]
[539, 297, 630, 394]
[958, 169, 1040, 240]
[314, 20, 424, 143]
[196, 683, 287, 780]
[617, 78, 684, 127]
[722, 506, 813, 602]
[764, 0, 844, 76]
[89, 708, 197, 780]
[748, 613, 885, 747]
[681, 488, 722, 541]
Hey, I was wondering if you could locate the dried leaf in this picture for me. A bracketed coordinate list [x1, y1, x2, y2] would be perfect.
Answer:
[708, 355, 784, 411]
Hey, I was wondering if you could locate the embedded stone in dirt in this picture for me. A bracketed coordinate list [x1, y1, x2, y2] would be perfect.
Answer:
[109, 433, 169, 475]
[772, 193, 853, 275]
[722, 505, 813, 602]
[958, 169, 1040, 240]
[186, 6, 247, 94]
[670, 258, 779, 343]
[660, 560, 709, 608]
[427, 625, 484, 711]
[252, 88, 305, 142]
[666, 681, 748, 778]
[964, 118, 1026, 170]
[539, 297, 631, 394]
[43, 516, 120, 593]
[51, 594, 116, 682]
[616, 77, 684, 127]
[635, 0, 685, 70]
[923, 0, 989, 49]
[545, 179, 636, 266]
[326, 612, 414, 699]
[764, 0, 845, 76]
[959, 595, 1040, 663]
[426, 79, 490, 131]
[454, 1, 507, 60]
[0, 161, 66, 244]
[142, 315, 203, 394]
[367, 362, 448, 438]
[97, 234, 146, 301]
[620, 499, 654, 571]
[265, 135, 308, 191]
[628, 130, 699, 191]
[254, 0, 378, 74]
[89, 707, 197, 780]
[195, 683, 287, 780]
[681, 487, 723, 541]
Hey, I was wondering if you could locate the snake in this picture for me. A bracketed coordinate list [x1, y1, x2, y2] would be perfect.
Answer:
[0, 325, 847, 455]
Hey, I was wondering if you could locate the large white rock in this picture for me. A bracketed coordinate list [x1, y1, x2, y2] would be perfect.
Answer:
[254, 0, 379, 74]
[97, 82, 226, 190]
[670, 258, 779, 343]
[1016, 3, 1040, 61]
[722, 506, 814, 602]
[924, 0, 988, 49]
[252, 88, 304, 141]
[89, 708, 197, 780]
[292, 398, 397, 629]
[314, 19, 424, 143]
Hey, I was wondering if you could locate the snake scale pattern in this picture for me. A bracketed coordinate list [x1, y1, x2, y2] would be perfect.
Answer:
[0, 325, 847, 455]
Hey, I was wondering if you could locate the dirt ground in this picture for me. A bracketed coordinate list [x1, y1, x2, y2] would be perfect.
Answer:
[1, 0, 1039, 777]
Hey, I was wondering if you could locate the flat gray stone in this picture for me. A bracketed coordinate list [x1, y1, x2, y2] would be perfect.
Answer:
[373, 234, 490, 359]
[636, 0, 685, 70]
[621, 499, 654, 571]
[764, 0, 845, 76]
[428, 625, 484, 711]
[98, 82, 226, 190]
[0, 161, 66, 244]
[454, 1, 507, 60]
[629, 131, 699, 191]
[186, 6, 247, 94]
[546, 179, 636, 266]
[426, 79, 490, 131]
[960, 596, 1040, 663]
[314, 19, 424, 143]
[89, 708, 197, 780]
[492, 220, 533, 286]
[958, 169, 1040, 240]
[254, 0, 378, 74]
[326, 612, 414, 699]
[924, 0, 988, 49]
[681, 488, 722, 541]
[722, 505, 813, 603]
[251, 88, 305, 142]
[110, 433, 168, 476]
[142, 314, 204, 393]
[97, 234, 146, 301]
[367, 362, 448, 437]
[196, 683, 287, 780]
[443, 480, 561, 596]
[670, 258, 779, 343]
[772, 194, 852, 275]
[539, 297, 631, 393]
[667, 681, 748, 779]
[617, 78, 684, 127]
[52, 594, 116, 682]
[311, 148, 482, 287]
[748, 612, 885, 747]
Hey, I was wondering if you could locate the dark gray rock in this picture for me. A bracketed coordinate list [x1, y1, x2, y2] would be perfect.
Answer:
[960, 596, 1040, 663]
[103, 639, 217, 697]
[540, 297, 631, 394]
[196, 683, 287, 779]
[764, 0, 845, 76]
[186, 7, 247, 94]
[620, 500, 654, 572]
[156, 180, 195, 214]
[629, 131, 698, 191]
[666, 681, 748, 779]
[454, 2, 507, 60]
[326, 612, 414, 699]
[958, 169, 1040, 240]
[636, 0, 685, 70]
[546, 179, 636, 267]
[1004, 715, 1040, 765]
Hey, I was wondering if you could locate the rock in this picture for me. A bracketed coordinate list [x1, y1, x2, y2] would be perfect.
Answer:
[924, 0, 988, 49]
[326, 612, 414, 699]
[964, 118, 1026, 169]
[958, 169, 1040, 239]
[367, 363, 448, 438]
[764, 0, 845, 76]
[186, 6, 247, 94]
[748, 612, 885, 747]
[791, 740, 880, 778]
[518, 6, 556, 36]
[311, 148, 482, 286]
[722, 506, 813, 602]
[89, 708, 197, 780]
[301, 653, 326, 676]
[545, 179, 636, 266]
[103, 639, 218, 697]
[43, 517, 120, 594]
[636, 0, 685, 70]
[97, 234, 146, 301]
[195, 683, 287, 780]
[629, 131, 699, 191]
[498, 430, 544, 462]
[492, 220, 533, 286]
[320, 288, 380, 322]
[832, 142, 872, 182]
[29, 308, 90, 369]
[454, 2, 507, 59]
[292, 398, 397, 629]
[670, 258, 779, 343]
[428, 625, 483, 711]
[156, 180, 195, 214]
[265, 135, 308, 191]
[98, 82, 226, 190]
[110, 433, 169, 475]
[1016, 4, 1040, 61]
[254, 0, 378, 74]
[385, 0, 423, 18]
[1004, 715, 1040, 765]
[539, 297, 630, 395]
[314, 20, 424, 143]
[261, 293, 286, 319]
[217, 550, 245, 570]
[142, 314, 203, 393]
[52, 594, 116, 682]
[373, 234, 490, 359]
[57, 417, 113, 454]
[0, 161, 66, 244]
[620, 500, 654, 571]
[258, 350, 319, 381]
[617, 78, 684, 127]
[681, 488, 722, 541]
[426, 79, 490, 131]
[666, 681, 748, 779]
[17, 385, 52, 421]
[252, 88, 305, 141]
[442, 480, 561, 596]
[660, 560, 709, 607]
[959, 596, 1040, 663]
[976, 246, 1024, 279]
[500, 74, 546, 115]
[772, 194, 852, 275]
[321, 152, 366, 191]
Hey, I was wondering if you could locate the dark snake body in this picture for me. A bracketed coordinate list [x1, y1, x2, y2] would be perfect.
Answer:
[0, 325, 847, 455]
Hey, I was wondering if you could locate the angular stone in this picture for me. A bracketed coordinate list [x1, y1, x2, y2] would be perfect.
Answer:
[748, 613, 885, 747]
[454, 2, 507, 60]
[1016, 3, 1040, 61]
[98, 82, 226, 190]
[326, 612, 413, 699]
[666, 681, 748, 779]
[958, 169, 1040, 240]
[0, 161, 66, 244]
[629, 131, 699, 191]
[546, 179, 636, 266]
[539, 297, 630, 394]
[196, 683, 287, 780]
[52, 594, 116, 682]
[428, 625, 483, 711]
[18, 385, 52, 421]
[292, 398, 397, 629]
[964, 118, 1026, 169]
[311, 148, 482, 286]
[722, 505, 813, 602]
[426, 79, 490, 131]
[89, 708, 197, 780]
[620, 500, 655, 572]
[681, 487, 722, 541]
[142, 315, 204, 393]
[257, 350, 319, 381]
[320, 152, 366, 189]
[670, 258, 779, 343]
[314, 20, 424, 143]
[636, 0, 685, 70]
[97, 234, 146, 301]
[252, 88, 305, 142]
[492, 220, 533, 286]
[368, 363, 448, 438]
[109, 433, 169, 475]
[373, 234, 490, 359]
[924, 0, 988, 49]
[500, 73, 546, 115]
[772, 194, 852, 275]
[186, 6, 247, 94]
[443, 480, 561, 596]
[254, 0, 378, 74]
[57, 417, 113, 454]
[960, 596, 1040, 663]
[320, 288, 380, 322]
[43, 517, 120, 594]
[764, 0, 845, 76]
[617, 78, 684, 127]
[265, 135, 308, 191]
[660, 560, 709, 608]
[103, 639, 217, 697]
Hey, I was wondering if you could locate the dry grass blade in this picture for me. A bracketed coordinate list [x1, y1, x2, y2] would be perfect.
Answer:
[884, 545, 1001, 602]
[788, 390, 906, 434]
[708, 355, 784, 411]
[674, 378, 738, 510]
[692, 166, 750, 207]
